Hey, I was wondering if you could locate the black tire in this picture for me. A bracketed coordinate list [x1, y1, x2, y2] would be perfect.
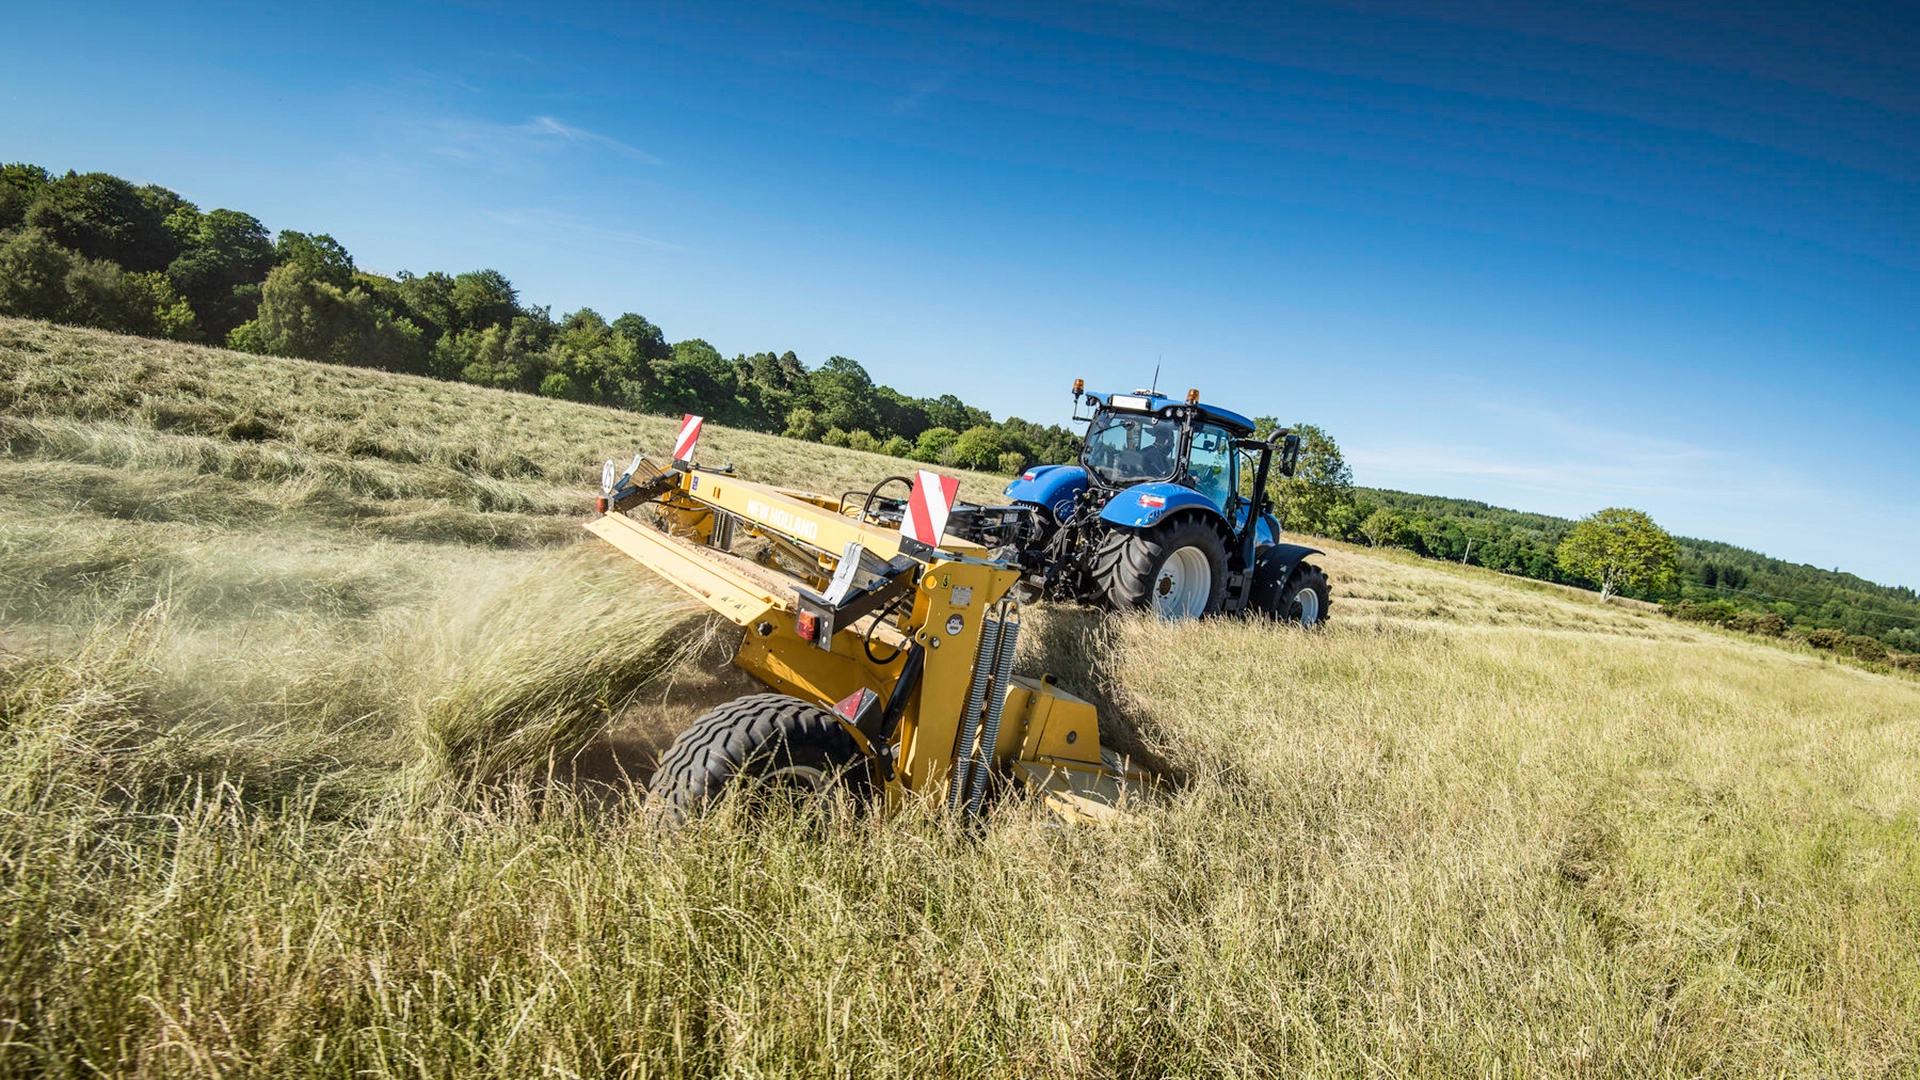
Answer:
[1090, 518, 1229, 618]
[647, 693, 868, 824]
[1251, 559, 1331, 627]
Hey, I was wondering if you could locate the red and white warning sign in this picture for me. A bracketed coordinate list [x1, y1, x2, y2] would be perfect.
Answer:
[671, 414, 702, 464]
[901, 470, 960, 548]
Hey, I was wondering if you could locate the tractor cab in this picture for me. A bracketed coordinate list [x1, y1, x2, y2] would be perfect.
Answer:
[1074, 389, 1259, 515]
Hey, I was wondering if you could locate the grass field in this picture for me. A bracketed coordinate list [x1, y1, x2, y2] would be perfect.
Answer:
[3, 317, 1917, 1078]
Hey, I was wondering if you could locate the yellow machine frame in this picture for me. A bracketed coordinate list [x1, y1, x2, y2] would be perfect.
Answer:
[586, 461, 1143, 819]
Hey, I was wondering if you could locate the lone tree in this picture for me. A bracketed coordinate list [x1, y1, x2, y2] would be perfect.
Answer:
[1556, 508, 1677, 600]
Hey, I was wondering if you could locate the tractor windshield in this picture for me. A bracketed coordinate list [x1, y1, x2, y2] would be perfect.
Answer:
[1082, 410, 1182, 486]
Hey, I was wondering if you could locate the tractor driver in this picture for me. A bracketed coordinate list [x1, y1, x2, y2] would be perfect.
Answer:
[1136, 421, 1177, 478]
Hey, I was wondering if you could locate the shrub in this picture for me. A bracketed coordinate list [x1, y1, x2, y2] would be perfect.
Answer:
[781, 406, 824, 442]
[1666, 599, 1738, 626]
[948, 426, 1005, 470]
[845, 429, 880, 454]
[821, 427, 850, 448]
[1731, 610, 1788, 637]
[879, 435, 912, 458]
[997, 450, 1027, 475]
[1807, 628, 1846, 650]
[914, 426, 959, 463]
[1842, 635, 1888, 663]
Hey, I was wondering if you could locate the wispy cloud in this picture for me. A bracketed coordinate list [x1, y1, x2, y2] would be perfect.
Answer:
[423, 114, 662, 169]
[1347, 389, 1813, 518]
[518, 116, 661, 163]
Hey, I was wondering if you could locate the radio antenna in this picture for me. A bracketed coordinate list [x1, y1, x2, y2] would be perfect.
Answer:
[1150, 359, 1161, 396]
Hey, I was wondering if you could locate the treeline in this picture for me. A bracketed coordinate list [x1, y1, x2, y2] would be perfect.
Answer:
[0, 163, 1076, 473]
[1249, 427, 1917, 652]
[1350, 488, 1920, 652]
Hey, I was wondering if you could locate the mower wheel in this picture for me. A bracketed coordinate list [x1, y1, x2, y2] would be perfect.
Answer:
[1251, 557, 1331, 627]
[1093, 519, 1228, 619]
[647, 693, 868, 824]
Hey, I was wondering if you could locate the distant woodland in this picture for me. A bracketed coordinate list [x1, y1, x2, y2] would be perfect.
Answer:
[4, 162, 1916, 657]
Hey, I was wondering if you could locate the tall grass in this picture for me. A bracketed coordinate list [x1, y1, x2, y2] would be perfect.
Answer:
[2, 317, 1918, 1077]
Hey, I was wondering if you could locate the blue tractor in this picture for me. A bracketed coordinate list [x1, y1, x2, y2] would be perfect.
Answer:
[991, 383, 1331, 623]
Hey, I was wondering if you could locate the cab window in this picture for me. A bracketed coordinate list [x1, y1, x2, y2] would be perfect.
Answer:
[1186, 424, 1236, 510]
[1083, 412, 1181, 485]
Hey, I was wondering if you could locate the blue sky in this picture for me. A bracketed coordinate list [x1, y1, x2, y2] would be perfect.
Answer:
[4, 1, 1916, 586]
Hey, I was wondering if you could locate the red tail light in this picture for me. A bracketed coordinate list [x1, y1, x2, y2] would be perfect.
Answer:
[595, 496, 608, 513]
[1138, 494, 1166, 508]
[796, 611, 819, 642]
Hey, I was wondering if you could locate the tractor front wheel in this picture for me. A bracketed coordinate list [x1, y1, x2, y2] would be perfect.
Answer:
[1093, 519, 1228, 619]
[647, 693, 869, 824]
[1251, 557, 1331, 627]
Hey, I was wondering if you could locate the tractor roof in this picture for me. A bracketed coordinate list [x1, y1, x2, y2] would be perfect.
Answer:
[1086, 390, 1259, 437]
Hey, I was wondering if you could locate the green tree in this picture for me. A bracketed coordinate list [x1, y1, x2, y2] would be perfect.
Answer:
[1555, 508, 1677, 601]
[611, 312, 672, 360]
[166, 209, 275, 338]
[435, 318, 548, 390]
[914, 426, 960, 464]
[274, 231, 356, 289]
[879, 435, 913, 458]
[0, 227, 76, 320]
[783, 406, 825, 442]
[1267, 422, 1356, 537]
[449, 269, 518, 331]
[949, 425, 1005, 470]
[809, 356, 880, 434]
[1360, 507, 1408, 548]
[236, 262, 424, 372]
[0, 162, 51, 231]
[23, 171, 176, 271]
[540, 309, 646, 403]
[0, 228, 194, 338]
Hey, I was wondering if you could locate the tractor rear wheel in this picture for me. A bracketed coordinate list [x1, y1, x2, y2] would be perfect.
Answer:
[1092, 519, 1228, 619]
[647, 693, 868, 824]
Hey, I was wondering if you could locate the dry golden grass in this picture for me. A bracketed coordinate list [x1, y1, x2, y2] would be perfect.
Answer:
[3, 317, 1917, 1078]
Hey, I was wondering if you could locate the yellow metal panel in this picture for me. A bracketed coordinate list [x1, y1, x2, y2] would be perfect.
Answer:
[731, 613, 903, 717]
[583, 514, 779, 626]
[1016, 762, 1134, 824]
[992, 678, 1040, 764]
[890, 559, 1021, 795]
[682, 471, 990, 560]
[1016, 679, 1104, 767]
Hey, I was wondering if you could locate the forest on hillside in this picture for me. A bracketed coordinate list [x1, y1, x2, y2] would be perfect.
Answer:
[0, 164, 1077, 473]
[4, 162, 1916, 653]
[1356, 488, 1920, 653]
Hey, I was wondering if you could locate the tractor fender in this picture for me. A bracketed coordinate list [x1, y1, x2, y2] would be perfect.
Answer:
[1002, 464, 1087, 523]
[1097, 482, 1225, 531]
[1258, 542, 1323, 579]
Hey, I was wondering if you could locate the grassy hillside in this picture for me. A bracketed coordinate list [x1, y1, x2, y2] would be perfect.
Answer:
[3, 318, 1918, 1078]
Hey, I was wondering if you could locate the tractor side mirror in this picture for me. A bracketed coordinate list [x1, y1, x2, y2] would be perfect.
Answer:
[1278, 433, 1301, 478]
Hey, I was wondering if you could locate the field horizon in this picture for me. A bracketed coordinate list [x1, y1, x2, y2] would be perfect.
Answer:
[3, 316, 1917, 1077]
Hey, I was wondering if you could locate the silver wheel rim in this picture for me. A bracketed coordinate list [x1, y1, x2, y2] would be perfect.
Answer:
[762, 764, 830, 791]
[1152, 545, 1212, 619]
[1290, 586, 1321, 626]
